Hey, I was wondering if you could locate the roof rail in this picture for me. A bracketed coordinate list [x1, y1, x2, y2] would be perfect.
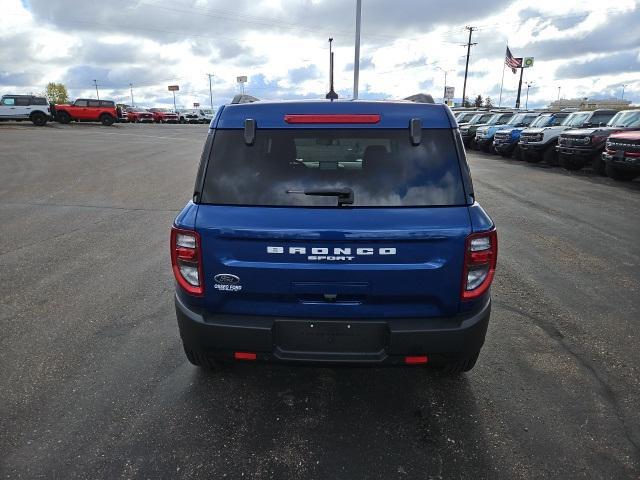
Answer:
[231, 94, 260, 104]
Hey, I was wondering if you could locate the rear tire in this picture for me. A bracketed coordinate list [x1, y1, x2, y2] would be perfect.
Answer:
[183, 344, 218, 369]
[441, 351, 480, 374]
[30, 112, 47, 126]
[605, 163, 638, 181]
[57, 111, 71, 124]
[100, 114, 115, 126]
[560, 154, 584, 171]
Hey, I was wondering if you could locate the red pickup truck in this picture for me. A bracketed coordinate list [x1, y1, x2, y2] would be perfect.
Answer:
[54, 99, 117, 126]
[149, 108, 179, 123]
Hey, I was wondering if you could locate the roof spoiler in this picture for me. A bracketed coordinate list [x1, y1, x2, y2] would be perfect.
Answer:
[231, 94, 260, 104]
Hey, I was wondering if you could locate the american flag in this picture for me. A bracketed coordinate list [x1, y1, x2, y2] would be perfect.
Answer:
[505, 47, 522, 73]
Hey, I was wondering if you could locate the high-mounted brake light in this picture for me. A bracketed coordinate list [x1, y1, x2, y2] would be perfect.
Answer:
[461, 229, 497, 300]
[171, 227, 204, 296]
[284, 114, 380, 124]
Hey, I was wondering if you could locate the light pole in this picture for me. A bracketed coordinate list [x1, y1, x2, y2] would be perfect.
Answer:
[353, 0, 362, 99]
[129, 83, 134, 107]
[207, 73, 214, 110]
[436, 67, 454, 104]
[525, 81, 533, 109]
[93, 79, 100, 100]
[557, 86, 561, 101]
[621, 84, 628, 100]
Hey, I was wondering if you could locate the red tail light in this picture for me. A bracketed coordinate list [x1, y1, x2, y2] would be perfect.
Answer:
[170, 227, 204, 296]
[461, 229, 497, 300]
[284, 114, 380, 124]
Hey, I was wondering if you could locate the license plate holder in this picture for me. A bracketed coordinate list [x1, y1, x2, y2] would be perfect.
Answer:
[275, 320, 387, 354]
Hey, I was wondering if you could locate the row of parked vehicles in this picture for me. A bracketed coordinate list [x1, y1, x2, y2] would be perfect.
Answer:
[455, 108, 640, 182]
[0, 94, 213, 127]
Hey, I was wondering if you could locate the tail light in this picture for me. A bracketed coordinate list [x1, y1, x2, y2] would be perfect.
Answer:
[171, 227, 204, 296]
[461, 229, 497, 300]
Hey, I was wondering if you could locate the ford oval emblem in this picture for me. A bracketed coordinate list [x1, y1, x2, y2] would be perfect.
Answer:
[214, 274, 240, 285]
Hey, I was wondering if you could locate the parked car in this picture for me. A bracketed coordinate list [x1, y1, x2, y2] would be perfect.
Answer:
[201, 108, 215, 123]
[149, 108, 180, 123]
[116, 104, 130, 123]
[462, 112, 513, 148]
[178, 109, 208, 124]
[558, 110, 640, 174]
[455, 111, 479, 125]
[126, 107, 154, 123]
[172, 99, 497, 373]
[54, 99, 117, 126]
[0, 94, 50, 126]
[519, 110, 596, 165]
[492, 112, 541, 158]
[602, 130, 640, 181]
[476, 112, 524, 153]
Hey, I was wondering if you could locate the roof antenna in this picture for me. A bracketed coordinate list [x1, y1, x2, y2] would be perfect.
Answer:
[326, 38, 338, 101]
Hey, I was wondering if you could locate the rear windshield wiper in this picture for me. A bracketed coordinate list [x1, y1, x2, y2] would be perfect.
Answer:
[286, 187, 354, 206]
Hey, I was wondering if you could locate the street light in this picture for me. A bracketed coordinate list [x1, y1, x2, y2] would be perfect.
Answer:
[129, 83, 134, 107]
[93, 79, 100, 100]
[621, 84, 628, 100]
[525, 81, 534, 109]
[557, 86, 561, 101]
[436, 66, 454, 104]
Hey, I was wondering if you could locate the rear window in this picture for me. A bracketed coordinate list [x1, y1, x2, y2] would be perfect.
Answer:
[31, 97, 48, 105]
[201, 129, 466, 207]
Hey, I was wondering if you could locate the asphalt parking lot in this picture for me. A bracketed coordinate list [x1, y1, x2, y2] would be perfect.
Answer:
[1, 122, 639, 479]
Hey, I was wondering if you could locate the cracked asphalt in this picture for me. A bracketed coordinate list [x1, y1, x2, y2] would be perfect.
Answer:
[1, 123, 639, 479]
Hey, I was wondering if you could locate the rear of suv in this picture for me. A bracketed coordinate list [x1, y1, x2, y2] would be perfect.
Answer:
[0, 95, 50, 126]
[172, 99, 497, 373]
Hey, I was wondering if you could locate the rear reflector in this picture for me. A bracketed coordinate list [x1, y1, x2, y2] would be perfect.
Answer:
[234, 352, 257, 361]
[284, 114, 380, 124]
[404, 355, 429, 365]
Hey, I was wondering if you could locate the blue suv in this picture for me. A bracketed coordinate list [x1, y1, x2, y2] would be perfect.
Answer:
[171, 98, 497, 373]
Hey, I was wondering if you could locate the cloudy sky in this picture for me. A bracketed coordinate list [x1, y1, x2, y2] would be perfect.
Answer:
[2, 0, 638, 109]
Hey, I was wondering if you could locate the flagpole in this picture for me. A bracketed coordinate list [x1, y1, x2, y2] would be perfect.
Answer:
[498, 63, 506, 107]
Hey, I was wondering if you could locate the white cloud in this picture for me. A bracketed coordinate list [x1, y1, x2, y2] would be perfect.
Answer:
[1, 0, 638, 108]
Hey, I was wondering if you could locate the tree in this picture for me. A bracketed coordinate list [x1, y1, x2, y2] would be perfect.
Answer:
[46, 82, 69, 104]
[484, 96, 494, 108]
[474, 95, 483, 108]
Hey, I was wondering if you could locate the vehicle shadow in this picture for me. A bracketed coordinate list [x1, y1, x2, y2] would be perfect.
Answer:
[174, 363, 493, 479]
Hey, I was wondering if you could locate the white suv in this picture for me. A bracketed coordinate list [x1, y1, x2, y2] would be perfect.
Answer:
[178, 109, 208, 124]
[0, 95, 51, 126]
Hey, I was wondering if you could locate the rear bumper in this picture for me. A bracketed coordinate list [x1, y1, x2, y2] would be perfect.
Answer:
[175, 294, 491, 365]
